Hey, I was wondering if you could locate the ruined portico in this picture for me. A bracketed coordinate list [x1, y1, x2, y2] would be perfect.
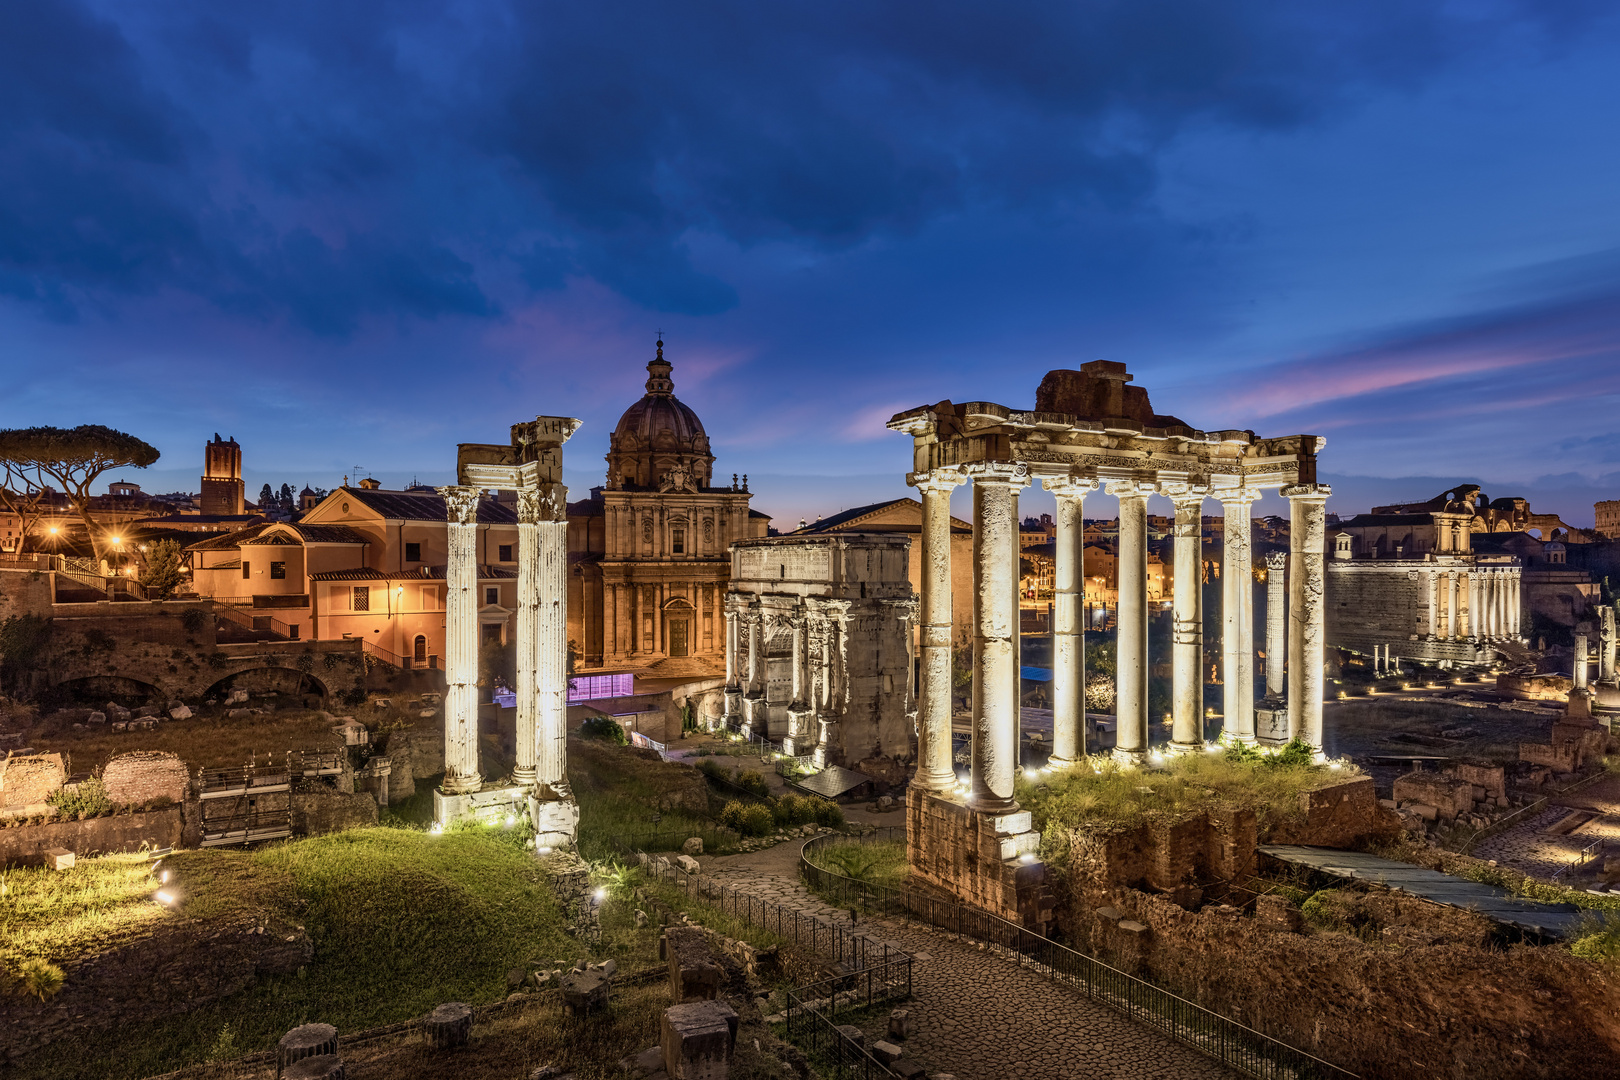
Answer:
[889, 362, 1329, 930]
[434, 417, 582, 848]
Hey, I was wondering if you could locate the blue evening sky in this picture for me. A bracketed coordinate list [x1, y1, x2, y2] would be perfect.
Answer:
[3, 2, 1619, 527]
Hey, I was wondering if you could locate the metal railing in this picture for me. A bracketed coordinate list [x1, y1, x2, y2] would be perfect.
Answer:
[216, 603, 294, 640]
[1552, 836, 1608, 884]
[360, 638, 408, 668]
[785, 960, 915, 1080]
[800, 828, 1357, 1080]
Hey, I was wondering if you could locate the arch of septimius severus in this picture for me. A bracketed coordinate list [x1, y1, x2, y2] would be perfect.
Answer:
[434, 416, 582, 849]
[889, 361, 1329, 928]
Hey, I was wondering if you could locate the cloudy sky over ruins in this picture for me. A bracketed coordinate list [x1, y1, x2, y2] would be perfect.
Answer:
[3, 1, 1619, 523]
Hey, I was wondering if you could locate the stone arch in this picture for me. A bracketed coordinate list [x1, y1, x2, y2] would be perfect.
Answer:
[50, 674, 164, 707]
[202, 666, 330, 704]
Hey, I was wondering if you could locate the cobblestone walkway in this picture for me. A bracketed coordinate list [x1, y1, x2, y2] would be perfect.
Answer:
[696, 844, 1239, 1080]
[1473, 775, 1620, 883]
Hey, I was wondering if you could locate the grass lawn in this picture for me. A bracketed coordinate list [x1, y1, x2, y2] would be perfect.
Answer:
[1019, 747, 1365, 842]
[9, 826, 588, 1080]
[803, 840, 909, 891]
[0, 851, 169, 970]
[570, 738, 739, 861]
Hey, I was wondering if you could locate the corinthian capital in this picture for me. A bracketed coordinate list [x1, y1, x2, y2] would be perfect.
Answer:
[963, 461, 1031, 488]
[1215, 486, 1264, 508]
[439, 485, 483, 525]
[1042, 473, 1100, 499]
[1281, 483, 1333, 501]
[516, 487, 542, 524]
[1266, 550, 1287, 572]
[1104, 477, 1158, 500]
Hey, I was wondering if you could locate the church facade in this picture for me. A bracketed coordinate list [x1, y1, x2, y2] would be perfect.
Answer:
[567, 342, 770, 675]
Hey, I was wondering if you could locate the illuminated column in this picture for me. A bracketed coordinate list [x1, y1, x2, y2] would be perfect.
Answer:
[967, 463, 1029, 808]
[1168, 488, 1207, 751]
[1426, 571, 1440, 639]
[1467, 572, 1480, 640]
[1601, 606, 1617, 686]
[1575, 632, 1590, 690]
[1486, 570, 1500, 639]
[911, 469, 966, 791]
[1510, 570, 1523, 639]
[439, 485, 483, 795]
[722, 597, 742, 724]
[1219, 489, 1260, 744]
[535, 482, 569, 789]
[1264, 551, 1287, 701]
[1042, 475, 1097, 766]
[1285, 484, 1331, 757]
[1111, 480, 1156, 761]
[512, 489, 541, 787]
[1446, 571, 1459, 640]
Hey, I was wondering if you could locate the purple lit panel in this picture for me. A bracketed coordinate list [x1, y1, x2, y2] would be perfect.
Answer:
[566, 672, 634, 703]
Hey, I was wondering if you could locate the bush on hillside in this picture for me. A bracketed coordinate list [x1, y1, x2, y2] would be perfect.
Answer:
[734, 769, 770, 798]
[719, 800, 775, 836]
[579, 716, 629, 745]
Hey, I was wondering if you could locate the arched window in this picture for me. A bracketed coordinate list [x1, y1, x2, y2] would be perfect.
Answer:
[413, 635, 427, 662]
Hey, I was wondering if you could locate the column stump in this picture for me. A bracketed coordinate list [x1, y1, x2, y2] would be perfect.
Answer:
[283, 1055, 344, 1080]
[277, 1023, 338, 1077]
[423, 1002, 474, 1049]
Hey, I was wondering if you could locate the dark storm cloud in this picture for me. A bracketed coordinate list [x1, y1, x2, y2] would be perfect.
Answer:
[0, 1, 1601, 331]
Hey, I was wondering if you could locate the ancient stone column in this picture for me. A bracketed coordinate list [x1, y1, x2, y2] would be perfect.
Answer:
[967, 463, 1029, 807]
[1575, 633, 1589, 689]
[1219, 489, 1260, 744]
[1042, 475, 1097, 766]
[1426, 571, 1440, 639]
[536, 482, 569, 789]
[1601, 606, 1617, 686]
[1451, 573, 1464, 641]
[722, 598, 741, 725]
[1510, 571, 1523, 639]
[1466, 572, 1479, 640]
[1285, 484, 1331, 757]
[513, 488, 542, 787]
[1488, 570, 1501, 639]
[911, 469, 965, 791]
[1168, 488, 1207, 751]
[747, 605, 763, 694]
[439, 485, 484, 795]
[1264, 551, 1287, 700]
[1111, 480, 1156, 761]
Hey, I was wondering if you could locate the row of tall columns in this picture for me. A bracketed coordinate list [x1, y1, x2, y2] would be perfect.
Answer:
[908, 465, 1333, 799]
[1420, 567, 1523, 643]
[439, 481, 569, 798]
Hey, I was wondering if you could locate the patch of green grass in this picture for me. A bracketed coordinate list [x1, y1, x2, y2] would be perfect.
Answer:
[806, 841, 909, 889]
[11, 827, 585, 1080]
[0, 851, 168, 970]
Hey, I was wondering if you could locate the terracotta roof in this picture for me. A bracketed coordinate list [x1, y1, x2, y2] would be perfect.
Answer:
[336, 486, 518, 524]
[242, 533, 300, 546]
[308, 564, 518, 583]
[792, 498, 968, 534]
[186, 524, 271, 551]
[293, 524, 369, 544]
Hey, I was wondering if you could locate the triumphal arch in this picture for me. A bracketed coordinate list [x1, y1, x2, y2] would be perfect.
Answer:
[434, 416, 581, 849]
[889, 361, 1330, 928]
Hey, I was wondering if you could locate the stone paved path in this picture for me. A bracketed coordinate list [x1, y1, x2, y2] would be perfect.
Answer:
[694, 842, 1240, 1080]
[1473, 774, 1620, 884]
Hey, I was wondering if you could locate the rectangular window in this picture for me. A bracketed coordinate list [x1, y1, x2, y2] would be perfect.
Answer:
[485, 587, 499, 606]
[270, 562, 286, 580]
[405, 542, 421, 562]
[242, 562, 251, 580]
[352, 586, 370, 611]
[672, 529, 685, 554]
[498, 544, 512, 562]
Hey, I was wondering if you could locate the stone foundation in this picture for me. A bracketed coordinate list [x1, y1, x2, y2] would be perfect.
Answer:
[433, 782, 529, 827]
[905, 790, 1050, 932]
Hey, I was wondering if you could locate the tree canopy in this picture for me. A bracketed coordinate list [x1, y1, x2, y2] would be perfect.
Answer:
[0, 425, 159, 561]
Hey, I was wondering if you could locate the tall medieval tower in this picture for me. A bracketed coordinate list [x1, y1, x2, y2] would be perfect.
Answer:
[201, 434, 244, 515]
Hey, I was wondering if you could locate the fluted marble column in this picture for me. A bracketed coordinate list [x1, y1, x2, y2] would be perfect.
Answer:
[439, 485, 483, 794]
[535, 482, 569, 789]
[1509, 571, 1522, 638]
[1426, 571, 1440, 639]
[1042, 475, 1097, 765]
[1219, 489, 1260, 744]
[1168, 488, 1207, 751]
[1466, 573, 1479, 640]
[1111, 480, 1155, 761]
[1285, 484, 1331, 757]
[967, 463, 1029, 808]
[513, 489, 541, 786]
[1601, 606, 1617, 686]
[1446, 572, 1459, 640]
[1264, 550, 1287, 700]
[911, 469, 966, 791]
[1575, 632, 1590, 689]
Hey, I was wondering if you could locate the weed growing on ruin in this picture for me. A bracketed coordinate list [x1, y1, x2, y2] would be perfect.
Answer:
[1569, 912, 1620, 963]
[45, 776, 113, 819]
[13, 958, 64, 1001]
[807, 840, 908, 888]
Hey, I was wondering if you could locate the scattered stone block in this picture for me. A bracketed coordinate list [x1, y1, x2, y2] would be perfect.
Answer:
[666, 927, 724, 1002]
[226, 689, 250, 705]
[87, 711, 106, 725]
[44, 848, 75, 871]
[283, 1055, 344, 1080]
[227, 708, 251, 719]
[681, 837, 704, 856]
[561, 968, 610, 1016]
[104, 702, 131, 722]
[871, 1040, 903, 1064]
[424, 1002, 473, 1049]
[168, 704, 192, 721]
[835, 1025, 864, 1048]
[1094, 906, 1122, 922]
[891, 1062, 928, 1079]
[888, 1007, 916, 1040]
[635, 909, 649, 928]
[675, 854, 700, 875]
[132, 705, 160, 719]
[661, 1000, 737, 1080]
[1116, 919, 1149, 936]
[278, 1023, 339, 1073]
[111, 721, 128, 733]
[1408, 803, 1439, 822]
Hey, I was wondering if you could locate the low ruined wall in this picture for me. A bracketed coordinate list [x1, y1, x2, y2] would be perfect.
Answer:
[0, 913, 312, 1059]
[102, 750, 190, 805]
[0, 806, 189, 867]
[1058, 887, 1620, 1080]
[906, 791, 1050, 930]
[291, 789, 378, 835]
[1267, 776, 1399, 848]
[0, 752, 65, 810]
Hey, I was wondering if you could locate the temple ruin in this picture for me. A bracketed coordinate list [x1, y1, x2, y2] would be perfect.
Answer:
[888, 361, 1329, 928]
[434, 416, 581, 848]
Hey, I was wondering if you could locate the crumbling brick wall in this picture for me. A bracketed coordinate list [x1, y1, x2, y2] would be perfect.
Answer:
[1269, 777, 1397, 848]
[0, 752, 65, 810]
[102, 751, 190, 805]
[1391, 773, 1475, 820]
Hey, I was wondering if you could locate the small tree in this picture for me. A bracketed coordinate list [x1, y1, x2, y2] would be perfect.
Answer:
[138, 539, 185, 600]
[0, 426, 159, 561]
[258, 483, 275, 510]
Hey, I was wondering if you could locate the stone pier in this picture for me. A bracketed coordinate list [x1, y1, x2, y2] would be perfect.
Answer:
[1167, 488, 1206, 752]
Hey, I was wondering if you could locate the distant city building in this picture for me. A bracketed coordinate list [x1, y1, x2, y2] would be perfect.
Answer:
[201, 434, 244, 516]
[1596, 499, 1620, 540]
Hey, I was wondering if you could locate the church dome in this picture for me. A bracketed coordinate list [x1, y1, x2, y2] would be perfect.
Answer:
[605, 340, 715, 491]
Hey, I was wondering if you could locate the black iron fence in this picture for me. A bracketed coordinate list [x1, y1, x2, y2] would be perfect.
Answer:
[801, 828, 1357, 1080]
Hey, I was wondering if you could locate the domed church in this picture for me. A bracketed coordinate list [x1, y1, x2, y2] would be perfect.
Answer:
[567, 341, 770, 676]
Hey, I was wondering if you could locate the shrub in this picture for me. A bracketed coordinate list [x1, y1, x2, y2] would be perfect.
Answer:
[811, 799, 845, 828]
[15, 958, 65, 1001]
[695, 758, 730, 783]
[739, 803, 775, 836]
[49, 777, 114, 819]
[180, 608, 208, 635]
[718, 801, 748, 832]
[579, 716, 629, 745]
[734, 769, 770, 798]
[1571, 913, 1620, 963]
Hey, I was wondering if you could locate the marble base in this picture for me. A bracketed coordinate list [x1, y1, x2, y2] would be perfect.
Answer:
[434, 782, 530, 828]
